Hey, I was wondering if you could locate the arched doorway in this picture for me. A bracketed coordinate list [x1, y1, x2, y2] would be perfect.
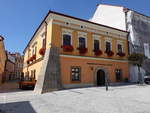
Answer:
[97, 69, 105, 86]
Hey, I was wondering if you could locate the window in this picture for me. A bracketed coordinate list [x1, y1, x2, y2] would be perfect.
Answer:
[31, 70, 33, 79]
[71, 67, 81, 81]
[35, 46, 37, 56]
[117, 44, 123, 53]
[32, 49, 34, 56]
[63, 34, 71, 46]
[30, 70, 36, 80]
[42, 38, 46, 48]
[79, 37, 86, 48]
[106, 42, 111, 51]
[94, 40, 99, 50]
[115, 69, 122, 81]
[33, 70, 36, 80]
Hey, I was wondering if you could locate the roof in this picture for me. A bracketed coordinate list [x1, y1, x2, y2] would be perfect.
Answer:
[97, 4, 150, 19]
[97, 4, 123, 8]
[23, 10, 128, 53]
[0, 35, 4, 41]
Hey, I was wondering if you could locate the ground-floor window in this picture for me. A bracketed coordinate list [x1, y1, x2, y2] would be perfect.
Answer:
[31, 70, 36, 80]
[33, 70, 36, 80]
[115, 69, 122, 81]
[71, 67, 81, 81]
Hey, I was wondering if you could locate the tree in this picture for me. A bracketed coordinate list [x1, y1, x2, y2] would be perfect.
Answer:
[128, 53, 147, 84]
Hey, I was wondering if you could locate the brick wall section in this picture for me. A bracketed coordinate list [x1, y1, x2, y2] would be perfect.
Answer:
[0, 38, 6, 85]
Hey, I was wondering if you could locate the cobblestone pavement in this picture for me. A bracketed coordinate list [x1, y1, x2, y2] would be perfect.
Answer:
[0, 85, 150, 113]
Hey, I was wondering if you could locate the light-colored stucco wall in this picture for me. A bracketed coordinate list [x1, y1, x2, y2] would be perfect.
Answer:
[60, 56, 129, 86]
[91, 4, 126, 31]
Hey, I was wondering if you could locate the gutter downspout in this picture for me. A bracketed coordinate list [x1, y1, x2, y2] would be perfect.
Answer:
[44, 21, 48, 49]
[123, 8, 130, 55]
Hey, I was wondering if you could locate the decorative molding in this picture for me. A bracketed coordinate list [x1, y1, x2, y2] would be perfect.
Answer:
[77, 31, 87, 48]
[62, 28, 73, 45]
[28, 57, 43, 67]
[62, 28, 73, 34]
[60, 54, 128, 63]
[78, 31, 87, 37]
[52, 21, 127, 40]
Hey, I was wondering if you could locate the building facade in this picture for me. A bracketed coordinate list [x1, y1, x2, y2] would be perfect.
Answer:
[5, 52, 15, 81]
[0, 36, 7, 85]
[23, 11, 129, 90]
[11, 53, 24, 80]
[91, 4, 150, 82]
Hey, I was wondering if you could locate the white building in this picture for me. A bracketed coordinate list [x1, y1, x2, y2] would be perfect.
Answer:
[91, 4, 150, 82]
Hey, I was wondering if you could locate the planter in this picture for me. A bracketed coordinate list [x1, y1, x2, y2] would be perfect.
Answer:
[32, 55, 36, 60]
[61, 45, 74, 52]
[117, 52, 125, 57]
[105, 50, 114, 57]
[39, 48, 46, 56]
[29, 57, 33, 62]
[77, 47, 88, 54]
[93, 49, 102, 56]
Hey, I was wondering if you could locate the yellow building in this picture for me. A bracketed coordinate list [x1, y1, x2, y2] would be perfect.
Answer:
[0, 36, 7, 85]
[23, 11, 129, 91]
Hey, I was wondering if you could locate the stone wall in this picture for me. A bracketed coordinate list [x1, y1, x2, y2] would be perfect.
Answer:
[129, 12, 150, 73]
[34, 47, 61, 94]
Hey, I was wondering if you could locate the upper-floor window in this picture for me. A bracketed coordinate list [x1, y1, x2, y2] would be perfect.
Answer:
[32, 48, 34, 55]
[79, 37, 86, 48]
[42, 38, 46, 48]
[94, 39, 100, 50]
[117, 44, 123, 53]
[63, 34, 71, 46]
[32, 46, 37, 56]
[106, 41, 111, 51]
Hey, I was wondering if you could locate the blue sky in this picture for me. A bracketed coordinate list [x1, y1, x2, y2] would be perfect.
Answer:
[0, 0, 150, 54]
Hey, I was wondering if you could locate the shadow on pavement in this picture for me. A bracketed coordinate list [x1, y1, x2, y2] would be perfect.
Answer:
[0, 81, 33, 93]
[0, 101, 36, 113]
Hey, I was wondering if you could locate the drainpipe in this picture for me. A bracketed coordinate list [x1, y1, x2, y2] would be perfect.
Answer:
[44, 21, 48, 49]
[123, 8, 130, 55]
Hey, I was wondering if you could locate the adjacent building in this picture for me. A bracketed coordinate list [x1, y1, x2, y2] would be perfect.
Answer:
[5, 52, 15, 81]
[23, 11, 129, 91]
[0, 36, 7, 85]
[11, 53, 24, 80]
[91, 4, 150, 82]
